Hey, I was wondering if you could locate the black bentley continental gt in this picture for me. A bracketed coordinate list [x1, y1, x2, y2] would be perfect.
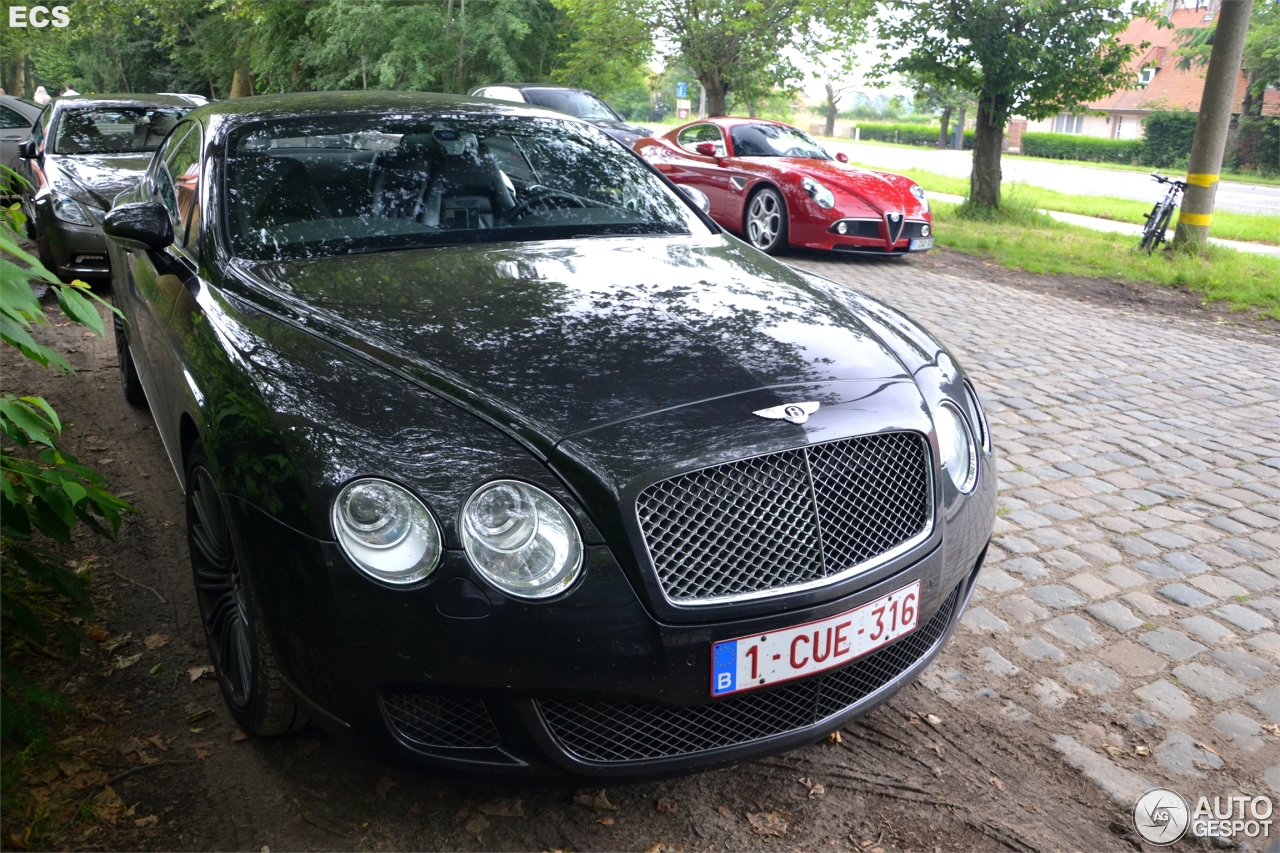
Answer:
[102, 92, 996, 779]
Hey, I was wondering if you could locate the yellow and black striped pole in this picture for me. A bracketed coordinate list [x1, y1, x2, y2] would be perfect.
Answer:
[1172, 0, 1255, 250]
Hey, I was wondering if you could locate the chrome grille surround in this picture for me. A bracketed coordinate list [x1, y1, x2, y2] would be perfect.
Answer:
[636, 431, 933, 605]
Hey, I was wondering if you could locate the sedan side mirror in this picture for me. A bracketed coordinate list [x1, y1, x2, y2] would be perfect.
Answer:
[18, 140, 36, 159]
[695, 142, 718, 157]
[678, 185, 711, 213]
[103, 202, 173, 251]
[835, 152, 849, 163]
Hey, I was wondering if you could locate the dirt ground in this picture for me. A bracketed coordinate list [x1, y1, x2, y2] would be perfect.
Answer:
[2, 248, 1260, 853]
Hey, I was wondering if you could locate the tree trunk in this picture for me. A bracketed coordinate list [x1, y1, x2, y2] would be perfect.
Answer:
[939, 107, 952, 149]
[747, 98, 757, 118]
[969, 99, 1005, 209]
[229, 67, 253, 99]
[824, 83, 837, 137]
[699, 70, 728, 117]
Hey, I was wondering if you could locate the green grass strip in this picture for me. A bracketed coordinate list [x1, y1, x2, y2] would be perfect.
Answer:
[929, 201, 1280, 319]
[858, 165, 1280, 245]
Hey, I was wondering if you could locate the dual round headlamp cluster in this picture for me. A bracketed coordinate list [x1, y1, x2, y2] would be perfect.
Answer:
[934, 382, 988, 494]
[332, 478, 583, 598]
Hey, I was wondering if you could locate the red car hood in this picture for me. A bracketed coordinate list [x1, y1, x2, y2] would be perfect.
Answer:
[773, 158, 922, 216]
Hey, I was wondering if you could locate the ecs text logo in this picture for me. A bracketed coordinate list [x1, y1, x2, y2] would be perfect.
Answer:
[9, 6, 70, 27]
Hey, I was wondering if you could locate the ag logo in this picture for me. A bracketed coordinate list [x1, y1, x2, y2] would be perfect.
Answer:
[752, 401, 819, 425]
[1134, 788, 1190, 845]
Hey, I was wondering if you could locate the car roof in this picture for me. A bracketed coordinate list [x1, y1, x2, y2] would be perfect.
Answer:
[54, 93, 202, 109]
[474, 84, 596, 95]
[0, 95, 44, 120]
[185, 90, 583, 127]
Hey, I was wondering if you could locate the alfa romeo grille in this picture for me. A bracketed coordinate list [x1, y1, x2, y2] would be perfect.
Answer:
[383, 692, 500, 749]
[538, 584, 958, 763]
[636, 432, 931, 603]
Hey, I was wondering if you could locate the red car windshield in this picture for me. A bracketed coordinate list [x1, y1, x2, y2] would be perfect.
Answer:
[729, 124, 830, 160]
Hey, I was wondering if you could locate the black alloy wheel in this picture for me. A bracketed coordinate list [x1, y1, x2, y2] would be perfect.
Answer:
[186, 443, 307, 735]
[112, 314, 147, 407]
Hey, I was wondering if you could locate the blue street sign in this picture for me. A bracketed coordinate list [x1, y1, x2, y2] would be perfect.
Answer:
[676, 81, 688, 99]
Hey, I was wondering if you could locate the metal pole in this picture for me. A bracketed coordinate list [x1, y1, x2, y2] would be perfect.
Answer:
[1172, 0, 1254, 250]
[699, 85, 707, 119]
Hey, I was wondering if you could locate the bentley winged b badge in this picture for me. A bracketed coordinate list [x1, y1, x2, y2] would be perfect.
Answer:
[753, 401, 820, 425]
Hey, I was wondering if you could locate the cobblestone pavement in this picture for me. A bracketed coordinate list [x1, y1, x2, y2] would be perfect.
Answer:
[791, 253, 1280, 813]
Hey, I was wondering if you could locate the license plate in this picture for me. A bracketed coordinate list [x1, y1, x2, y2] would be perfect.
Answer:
[711, 580, 921, 696]
[909, 237, 935, 251]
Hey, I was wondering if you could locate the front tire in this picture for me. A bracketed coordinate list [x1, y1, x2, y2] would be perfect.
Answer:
[187, 443, 308, 736]
[745, 186, 788, 255]
[112, 315, 148, 407]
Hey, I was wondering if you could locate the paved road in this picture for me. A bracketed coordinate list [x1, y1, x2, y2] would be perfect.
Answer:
[824, 140, 1280, 218]
[793, 253, 1280, 820]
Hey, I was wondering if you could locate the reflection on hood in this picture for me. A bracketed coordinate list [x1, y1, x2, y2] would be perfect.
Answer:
[241, 236, 909, 441]
[50, 153, 151, 211]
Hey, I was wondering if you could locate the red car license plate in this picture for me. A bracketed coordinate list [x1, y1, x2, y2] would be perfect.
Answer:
[710, 580, 921, 696]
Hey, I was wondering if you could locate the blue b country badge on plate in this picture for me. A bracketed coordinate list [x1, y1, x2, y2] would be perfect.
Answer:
[711, 640, 737, 696]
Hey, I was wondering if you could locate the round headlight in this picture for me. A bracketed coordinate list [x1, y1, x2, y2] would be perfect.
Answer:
[332, 479, 442, 585]
[836, 221, 848, 234]
[921, 224, 931, 237]
[462, 480, 583, 599]
[935, 403, 977, 493]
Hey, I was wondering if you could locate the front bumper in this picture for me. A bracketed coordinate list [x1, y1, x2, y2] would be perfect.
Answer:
[34, 201, 111, 279]
[230, 492, 989, 779]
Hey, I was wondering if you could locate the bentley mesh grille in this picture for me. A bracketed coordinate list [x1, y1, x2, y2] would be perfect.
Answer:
[538, 585, 958, 763]
[636, 432, 931, 602]
[383, 692, 500, 749]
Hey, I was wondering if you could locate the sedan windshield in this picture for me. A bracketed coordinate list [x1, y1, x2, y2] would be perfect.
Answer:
[225, 115, 704, 260]
[520, 89, 620, 122]
[54, 107, 190, 155]
[730, 124, 830, 160]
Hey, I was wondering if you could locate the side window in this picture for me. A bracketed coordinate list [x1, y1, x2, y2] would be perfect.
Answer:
[1, 107, 31, 129]
[677, 124, 725, 156]
[482, 86, 526, 103]
[30, 106, 49, 151]
[153, 122, 203, 258]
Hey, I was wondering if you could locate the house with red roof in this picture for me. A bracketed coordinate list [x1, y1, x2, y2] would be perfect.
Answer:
[1026, 0, 1277, 140]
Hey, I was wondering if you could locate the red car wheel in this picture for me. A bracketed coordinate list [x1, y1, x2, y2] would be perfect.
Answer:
[745, 186, 788, 255]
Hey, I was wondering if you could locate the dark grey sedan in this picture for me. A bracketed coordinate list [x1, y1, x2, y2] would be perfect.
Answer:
[1, 95, 43, 196]
[15, 94, 194, 280]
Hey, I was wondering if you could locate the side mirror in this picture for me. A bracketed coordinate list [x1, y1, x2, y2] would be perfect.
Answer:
[835, 151, 849, 163]
[103, 202, 173, 251]
[678, 184, 711, 213]
[18, 140, 36, 159]
[695, 142, 718, 157]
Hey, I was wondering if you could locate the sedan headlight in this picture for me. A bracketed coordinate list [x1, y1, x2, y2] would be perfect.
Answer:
[462, 480, 583, 599]
[53, 195, 92, 226]
[801, 176, 835, 209]
[963, 380, 990, 453]
[934, 403, 977, 493]
[332, 478, 443, 585]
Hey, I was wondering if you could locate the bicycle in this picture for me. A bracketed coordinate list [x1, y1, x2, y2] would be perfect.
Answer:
[1138, 171, 1187, 254]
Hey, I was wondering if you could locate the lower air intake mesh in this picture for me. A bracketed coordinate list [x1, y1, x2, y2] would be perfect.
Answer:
[383, 692, 501, 749]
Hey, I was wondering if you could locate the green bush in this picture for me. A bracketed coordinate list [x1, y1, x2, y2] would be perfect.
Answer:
[1229, 117, 1280, 176]
[1021, 132, 1144, 163]
[1142, 110, 1198, 168]
[855, 122, 974, 149]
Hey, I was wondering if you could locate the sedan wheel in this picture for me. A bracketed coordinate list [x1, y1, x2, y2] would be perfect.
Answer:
[187, 443, 307, 735]
[746, 187, 788, 255]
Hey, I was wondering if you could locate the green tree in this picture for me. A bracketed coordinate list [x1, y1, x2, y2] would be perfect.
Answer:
[1176, 0, 1280, 117]
[876, 0, 1157, 209]
[555, 0, 870, 117]
[908, 75, 975, 148]
[1, 180, 131, 747]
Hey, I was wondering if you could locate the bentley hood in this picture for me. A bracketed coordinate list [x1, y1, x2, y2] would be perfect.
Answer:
[239, 236, 915, 444]
[50, 153, 151, 211]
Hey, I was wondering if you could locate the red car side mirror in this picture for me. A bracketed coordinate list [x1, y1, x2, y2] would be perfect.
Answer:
[695, 142, 717, 157]
[836, 151, 849, 163]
